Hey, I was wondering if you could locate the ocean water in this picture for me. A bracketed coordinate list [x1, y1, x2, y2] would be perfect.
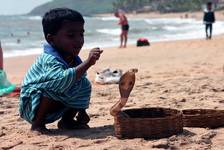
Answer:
[0, 15, 224, 58]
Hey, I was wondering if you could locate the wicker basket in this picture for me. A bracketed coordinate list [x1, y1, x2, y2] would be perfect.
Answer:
[114, 107, 183, 139]
[182, 109, 224, 128]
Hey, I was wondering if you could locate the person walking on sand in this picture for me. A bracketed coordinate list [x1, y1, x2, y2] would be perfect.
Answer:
[203, 2, 216, 40]
[114, 11, 129, 48]
[0, 41, 16, 96]
[19, 8, 103, 134]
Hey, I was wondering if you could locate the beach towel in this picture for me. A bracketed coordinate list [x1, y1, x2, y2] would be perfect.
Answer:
[19, 44, 91, 124]
[0, 69, 16, 96]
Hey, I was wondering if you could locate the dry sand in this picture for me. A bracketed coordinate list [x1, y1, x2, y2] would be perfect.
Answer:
[1, 12, 224, 149]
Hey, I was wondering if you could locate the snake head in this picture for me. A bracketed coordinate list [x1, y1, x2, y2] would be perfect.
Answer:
[119, 68, 138, 98]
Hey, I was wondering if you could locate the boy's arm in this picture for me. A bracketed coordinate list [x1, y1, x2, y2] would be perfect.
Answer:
[32, 48, 102, 92]
[75, 60, 91, 79]
[75, 48, 103, 80]
[203, 12, 207, 22]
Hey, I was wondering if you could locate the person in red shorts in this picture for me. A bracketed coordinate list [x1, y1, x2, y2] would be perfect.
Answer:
[114, 11, 129, 48]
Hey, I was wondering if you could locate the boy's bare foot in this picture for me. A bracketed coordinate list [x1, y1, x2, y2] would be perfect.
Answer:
[31, 124, 52, 134]
[57, 119, 90, 130]
[76, 110, 90, 124]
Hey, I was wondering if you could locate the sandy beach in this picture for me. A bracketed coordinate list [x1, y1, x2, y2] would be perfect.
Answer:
[1, 35, 224, 149]
[1, 11, 224, 149]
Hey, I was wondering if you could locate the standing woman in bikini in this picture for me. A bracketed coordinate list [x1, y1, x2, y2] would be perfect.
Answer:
[114, 11, 129, 48]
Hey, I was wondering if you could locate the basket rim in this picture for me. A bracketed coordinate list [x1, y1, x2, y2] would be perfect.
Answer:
[182, 108, 224, 118]
[182, 108, 224, 113]
[122, 107, 181, 111]
[117, 107, 182, 120]
[182, 108, 224, 111]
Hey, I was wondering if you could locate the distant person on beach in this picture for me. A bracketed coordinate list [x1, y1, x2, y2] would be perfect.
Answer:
[0, 41, 3, 70]
[213, 0, 219, 8]
[203, 2, 216, 39]
[0, 41, 16, 96]
[17, 38, 21, 44]
[27, 31, 30, 36]
[114, 11, 129, 48]
[19, 8, 103, 133]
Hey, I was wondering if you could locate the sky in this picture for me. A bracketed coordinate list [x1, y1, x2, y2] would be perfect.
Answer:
[0, 0, 52, 15]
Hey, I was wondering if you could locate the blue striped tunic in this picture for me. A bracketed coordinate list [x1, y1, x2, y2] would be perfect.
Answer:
[19, 44, 91, 124]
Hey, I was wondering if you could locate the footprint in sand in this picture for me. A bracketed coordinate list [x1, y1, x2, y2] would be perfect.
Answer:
[196, 131, 217, 145]
[137, 82, 152, 88]
[139, 75, 151, 80]
[0, 110, 4, 115]
[49, 145, 69, 150]
[0, 130, 6, 137]
[219, 100, 224, 103]
[93, 138, 109, 144]
[96, 90, 112, 97]
[152, 139, 170, 149]
[1, 141, 23, 150]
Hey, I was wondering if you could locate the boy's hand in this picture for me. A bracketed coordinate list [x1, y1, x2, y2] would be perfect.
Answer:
[75, 48, 102, 80]
[87, 47, 103, 66]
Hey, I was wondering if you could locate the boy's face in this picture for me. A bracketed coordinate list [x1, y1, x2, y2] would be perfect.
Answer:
[48, 20, 84, 57]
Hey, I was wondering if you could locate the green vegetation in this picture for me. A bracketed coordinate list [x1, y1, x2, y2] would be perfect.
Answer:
[112, 0, 210, 13]
[29, 0, 223, 16]
[29, 0, 116, 16]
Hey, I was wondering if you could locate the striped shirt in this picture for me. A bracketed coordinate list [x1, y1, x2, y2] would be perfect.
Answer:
[19, 44, 91, 124]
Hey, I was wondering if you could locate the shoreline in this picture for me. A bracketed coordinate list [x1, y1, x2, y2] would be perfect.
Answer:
[4, 32, 224, 59]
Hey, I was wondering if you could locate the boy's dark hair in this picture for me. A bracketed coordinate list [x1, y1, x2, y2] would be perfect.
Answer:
[42, 8, 85, 40]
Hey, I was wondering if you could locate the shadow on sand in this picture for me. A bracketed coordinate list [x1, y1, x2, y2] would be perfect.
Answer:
[48, 124, 114, 139]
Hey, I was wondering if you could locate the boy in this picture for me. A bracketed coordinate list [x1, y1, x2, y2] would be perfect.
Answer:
[19, 8, 103, 133]
[114, 11, 129, 48]
[203, 2, 215, 39]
